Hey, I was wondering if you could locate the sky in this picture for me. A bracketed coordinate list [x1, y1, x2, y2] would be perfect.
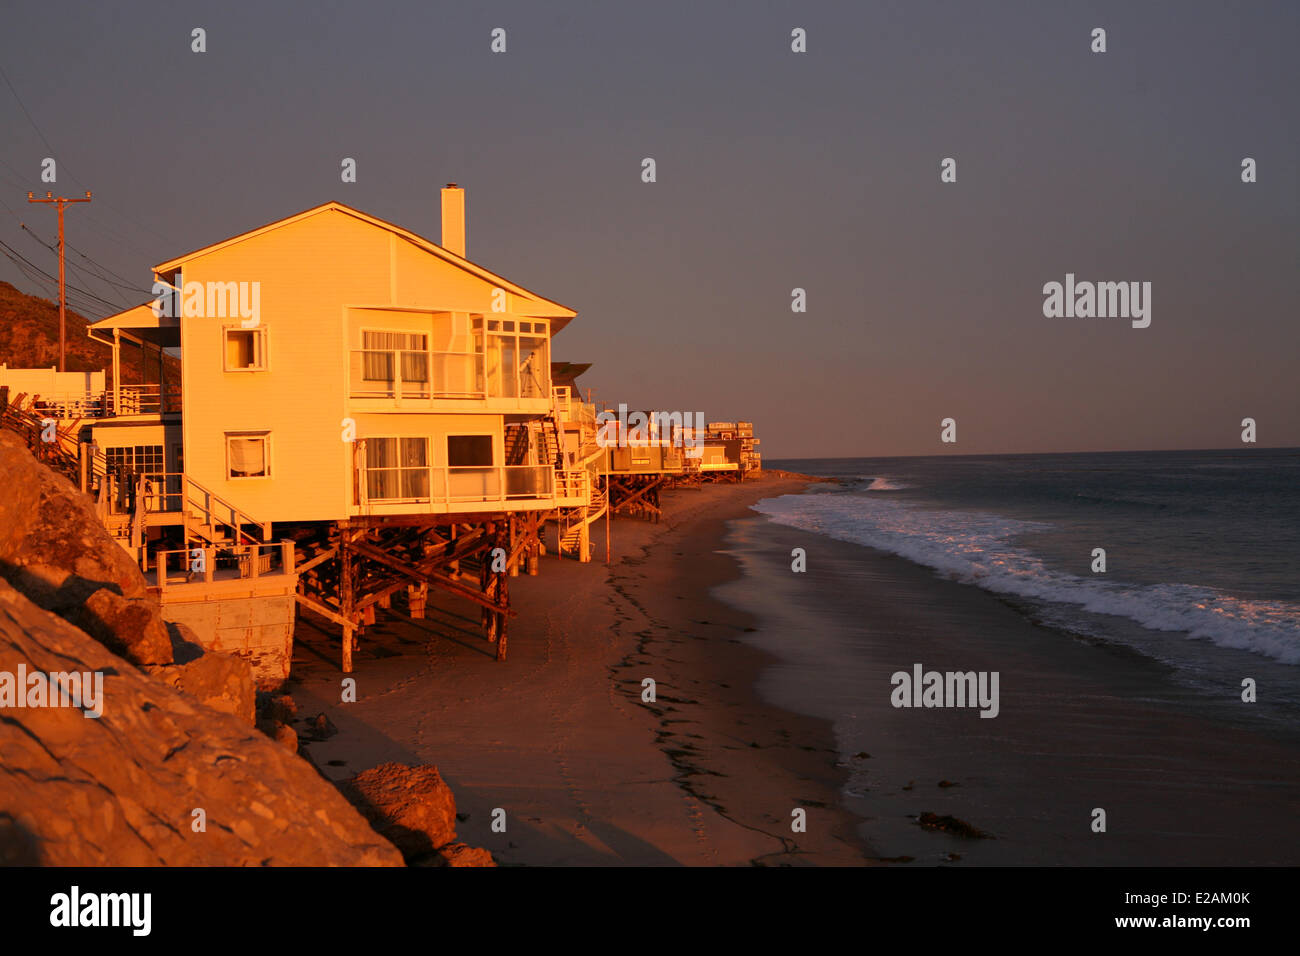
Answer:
[1, 0, 1296, 458]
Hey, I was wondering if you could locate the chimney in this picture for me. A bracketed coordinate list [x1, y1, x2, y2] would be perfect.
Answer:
[441, 184, 465, 257]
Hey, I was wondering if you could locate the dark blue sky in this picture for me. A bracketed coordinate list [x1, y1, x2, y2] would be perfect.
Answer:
[2, 0, 1296, 456]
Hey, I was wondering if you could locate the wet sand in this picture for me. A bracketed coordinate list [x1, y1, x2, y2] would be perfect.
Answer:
[716, 502, 1300, 866]
[288, 478, 871, 866]
[287, 476, 1300, 866]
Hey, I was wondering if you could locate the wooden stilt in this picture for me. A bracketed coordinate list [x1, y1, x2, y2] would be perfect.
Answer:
[494, 522, 509, 662]
[340, 529, 354, 673]
[408, 582, 427, 618]
[507, 515, 519, 577]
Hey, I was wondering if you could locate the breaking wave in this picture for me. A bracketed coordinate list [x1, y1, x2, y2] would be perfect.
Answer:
[753, 492, 1300, 665]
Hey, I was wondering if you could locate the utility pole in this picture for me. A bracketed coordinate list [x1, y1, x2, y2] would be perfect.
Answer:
[27, 190, 92, 372]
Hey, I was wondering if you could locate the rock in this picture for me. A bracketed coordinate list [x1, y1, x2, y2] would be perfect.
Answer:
[310, 712, 338, 739]
[916, 812, 991, 839]
[0, 813, 42, 866]
[77, 588, 173, 666]
[256, 718, 299, 753]
[0, 431, 172, 666]
[272, 722, 298, 753]
[0, 579, 403, 866]
[147, 649, 256, 727]
[259, 692, 297, 725]
[434, 842, 495, 867]
[339, 763, 457, 860]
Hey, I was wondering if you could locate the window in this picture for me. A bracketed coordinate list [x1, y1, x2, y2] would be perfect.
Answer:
[366, 437, 429, 500]
[224, 327, 266, 370]
[482, 318, 549, 399]
[105, 444, 164, 478]
[227, 432, 270, 478]
[447, 435, 493, 467]
[361, 331, 428, 387]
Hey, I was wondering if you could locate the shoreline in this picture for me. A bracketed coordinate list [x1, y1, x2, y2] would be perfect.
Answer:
[715, 497, 1300, 866]
[287, 471, 1299, 866]
[288, 477, 871, 865]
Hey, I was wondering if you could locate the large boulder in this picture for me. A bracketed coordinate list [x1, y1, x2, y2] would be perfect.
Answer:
[339, 763, 459, 859]
[0, 431, 171, 665]
[77, 588, 172, 666]
[145, 650, 256, 727]
[0, 579, 403, 866]
[435, 843, 497, 868]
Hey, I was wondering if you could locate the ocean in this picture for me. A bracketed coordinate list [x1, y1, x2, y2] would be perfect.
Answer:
[756, 449, 1300, 717]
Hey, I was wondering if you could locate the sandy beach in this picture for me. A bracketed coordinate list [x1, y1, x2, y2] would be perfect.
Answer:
[289, 477, 871, 866]
[285, 473, 1300, 867]
[716, 494, 1300, 866]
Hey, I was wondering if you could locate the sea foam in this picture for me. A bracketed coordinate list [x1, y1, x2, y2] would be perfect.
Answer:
[753, 492, 1300, 665]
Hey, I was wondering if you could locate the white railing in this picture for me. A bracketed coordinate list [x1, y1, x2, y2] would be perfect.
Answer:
[116, 384, 183, 415]
[135, 472, 268, 544]
[349, 348, 484, 399]
[555, 468, 591, 502]
[154, 540, 296, 590]
[18, 383, 182, 418]
[362, 463, 555, 507]
[552, 386, 597, 426]
[350, 348, 556, 403]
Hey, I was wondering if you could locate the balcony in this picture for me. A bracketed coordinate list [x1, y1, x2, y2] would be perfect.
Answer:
[349, 349, 482, 400]
[360, 463, 555, 510]
[20, 383, 183, 419]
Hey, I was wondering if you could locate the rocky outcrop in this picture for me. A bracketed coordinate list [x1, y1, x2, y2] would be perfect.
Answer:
[0, 431, 170, 665]
[340, 763, 493, 866]
[77, 588, 172, 667]
[435, 843, 496, 867]
[146, 651, 256, 727]
[0, 578, 404, 866]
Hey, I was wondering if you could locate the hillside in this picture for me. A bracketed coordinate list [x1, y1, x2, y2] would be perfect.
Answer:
[0, 280, 173, 381]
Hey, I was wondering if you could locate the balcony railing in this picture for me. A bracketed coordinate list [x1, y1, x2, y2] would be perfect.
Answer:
[554, 468, 590, 501]
[22, 383, 182, 418]
[349, 349, 483, 399]
[153, 540, 296, 590]
[552, 386, 597, 426]
[349, 348, 554, 403]
[360, 463, 555, 508]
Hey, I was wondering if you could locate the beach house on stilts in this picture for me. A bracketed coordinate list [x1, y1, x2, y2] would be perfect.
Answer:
[2, 187, 592, 682]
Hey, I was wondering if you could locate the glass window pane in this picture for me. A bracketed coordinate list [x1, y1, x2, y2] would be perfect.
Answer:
[447, 435, 493, 467]
[229, 437, 267, 477]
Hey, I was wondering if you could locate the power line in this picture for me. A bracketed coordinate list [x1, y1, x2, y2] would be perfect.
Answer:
[19, 222, 143, 302]
[0, 237, 119, 314]
[0, 61, 182, 250]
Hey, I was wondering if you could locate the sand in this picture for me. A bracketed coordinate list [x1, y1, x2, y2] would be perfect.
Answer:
[715, 504, 1300, 866]
[288, 478, 871, 866]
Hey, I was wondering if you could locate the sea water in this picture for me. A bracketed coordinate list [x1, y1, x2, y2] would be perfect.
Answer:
[756, 449, 1300, 715]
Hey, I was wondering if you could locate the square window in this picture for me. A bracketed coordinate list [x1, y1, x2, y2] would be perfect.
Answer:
[365, 436, 429, 500]
[227, 432, 270, 478]
[225, 328, 266, 370]
[447, 435, 493, 467]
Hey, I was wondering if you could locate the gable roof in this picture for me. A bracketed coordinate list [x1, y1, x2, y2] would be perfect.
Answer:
[152, 201, 576, 330]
